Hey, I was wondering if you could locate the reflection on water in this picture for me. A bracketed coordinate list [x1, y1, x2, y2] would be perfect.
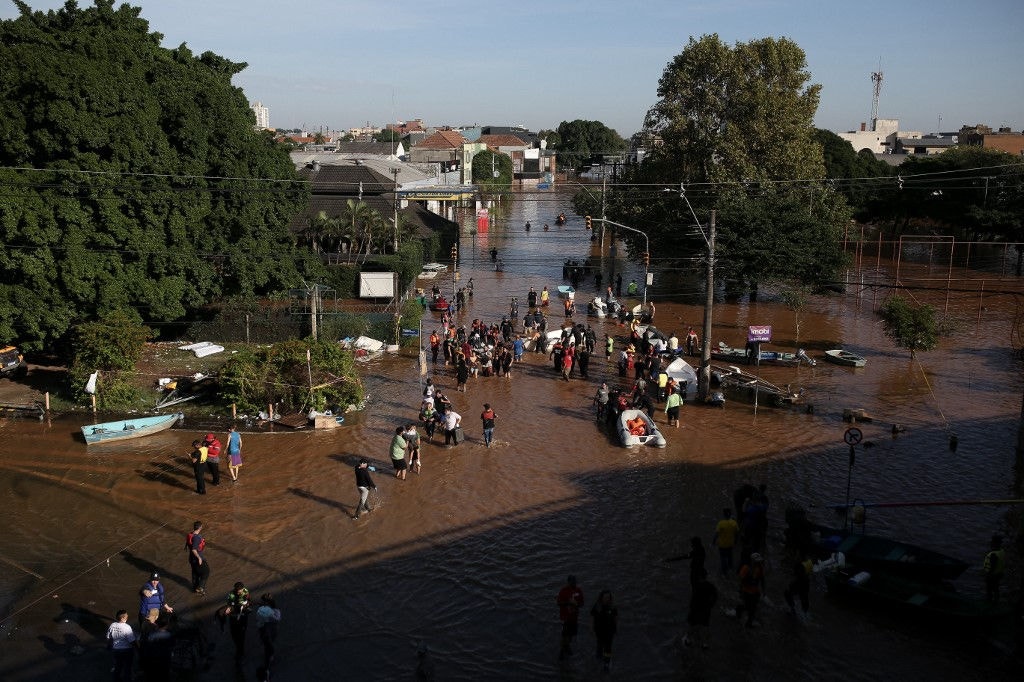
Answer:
[0, 187, 1021, 680]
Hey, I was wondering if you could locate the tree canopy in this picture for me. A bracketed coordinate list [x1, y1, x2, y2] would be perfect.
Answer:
[604, 34, 849, 292]
[552, 120, 626, 172]
[0, 0, 316, 350]
[470, 149, 513, 197]
[878, 296, 941, 358]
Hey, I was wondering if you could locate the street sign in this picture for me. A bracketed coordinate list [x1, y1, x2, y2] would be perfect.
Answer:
[748, 325, 772, 343]
[844, 427, 863, 445]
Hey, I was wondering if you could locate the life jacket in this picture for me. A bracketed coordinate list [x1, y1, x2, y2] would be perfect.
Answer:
[740, 564, 764, 594]
[984, 549, 1005, 576]
[186, 532, 206, 553]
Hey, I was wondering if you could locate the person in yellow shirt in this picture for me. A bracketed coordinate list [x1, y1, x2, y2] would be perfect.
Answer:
[713, 508, 740, 576]
[188, 440, 208, 495]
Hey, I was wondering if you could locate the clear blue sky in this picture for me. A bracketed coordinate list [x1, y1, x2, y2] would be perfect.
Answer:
[5, 0, 1023, 137]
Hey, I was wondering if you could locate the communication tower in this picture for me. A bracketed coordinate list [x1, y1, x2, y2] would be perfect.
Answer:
[870, 66, 883, 131]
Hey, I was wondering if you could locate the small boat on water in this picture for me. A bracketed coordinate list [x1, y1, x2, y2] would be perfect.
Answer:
[664, 358, 698, 399]
[710, 364, 800, 406]
[341, 336, 385, 361]
[824, 349, 867, 367]
[82, 413, 184, 445]
[428, 295, 450, 311]
[617, 409, 666, 447]
[818, 530, 969, 581]
[712, 342, 815, 366]
[824, 566, 1013, 624]
[557, 285, 575, 300]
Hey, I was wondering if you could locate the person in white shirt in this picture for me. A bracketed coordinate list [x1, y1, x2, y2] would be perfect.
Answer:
[443, 410, 462, 446]
[106, 609, 136, 681]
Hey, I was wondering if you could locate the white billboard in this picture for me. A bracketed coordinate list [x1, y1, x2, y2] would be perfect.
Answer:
[359, 272, 396, 298]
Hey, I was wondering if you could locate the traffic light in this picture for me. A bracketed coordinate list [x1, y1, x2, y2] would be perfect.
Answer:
[450, 244, 458, 261]
[585, 215, 592, 230]
[643, 252, 650, 267]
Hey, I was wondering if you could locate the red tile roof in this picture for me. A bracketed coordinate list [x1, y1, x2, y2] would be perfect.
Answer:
[478, 134, 529, 148]
[416, 129, 467, 150]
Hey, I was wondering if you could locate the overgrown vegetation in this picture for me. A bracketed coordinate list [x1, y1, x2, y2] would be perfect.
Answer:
[0, 1, 317, 350]
[218, 339, 364, 414]
[68, 310, 153, 409]
[878, 296, 941, 358]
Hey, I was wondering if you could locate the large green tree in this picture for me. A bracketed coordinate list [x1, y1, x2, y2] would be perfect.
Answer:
[553, 119, 626, 172]
[470, 149, 513, 197]
[0, 0, 315, 350]
[605, 34, 849, 291]
[815, 128, 895, 218]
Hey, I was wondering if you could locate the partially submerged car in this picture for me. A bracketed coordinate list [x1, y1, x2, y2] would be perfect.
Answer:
[0, 345, 26, 379]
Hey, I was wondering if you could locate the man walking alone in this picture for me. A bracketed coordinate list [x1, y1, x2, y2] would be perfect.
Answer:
[353, 459, 376, 519]
[480, 403, 497, 447]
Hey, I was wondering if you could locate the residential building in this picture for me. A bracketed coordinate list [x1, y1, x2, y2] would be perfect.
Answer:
[959, 125, 1024, 155]
[251, 101, 270, 130]
[290, 161, 456, 257]
[409, 129, 467, 172]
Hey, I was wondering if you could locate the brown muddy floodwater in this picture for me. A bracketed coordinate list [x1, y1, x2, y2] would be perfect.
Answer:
[1, 188, 1022, 681]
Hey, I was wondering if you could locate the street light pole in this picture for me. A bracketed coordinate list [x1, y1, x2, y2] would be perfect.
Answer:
[699, 210, 716, 401]
[598, 218, 649, 307]
[391, 167, 400, 253]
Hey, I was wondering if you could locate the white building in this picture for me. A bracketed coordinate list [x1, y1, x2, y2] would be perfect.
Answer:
[837, 118, 900, 154]
[251, 101, 270, 130]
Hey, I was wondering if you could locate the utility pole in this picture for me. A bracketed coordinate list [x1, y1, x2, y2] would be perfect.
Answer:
[392, 167, 400, 253]
[604, 177, 614, 291]
[698, 210, 716, 400]
[309, 283, 320, 341]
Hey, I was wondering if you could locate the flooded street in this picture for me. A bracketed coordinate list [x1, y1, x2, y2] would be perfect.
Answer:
[1, 186, 1022, 681]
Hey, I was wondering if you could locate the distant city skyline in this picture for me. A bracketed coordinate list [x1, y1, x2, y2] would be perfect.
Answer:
[5, 0, 1023, 138]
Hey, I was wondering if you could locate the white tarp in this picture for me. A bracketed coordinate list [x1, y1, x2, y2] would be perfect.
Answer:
[178, 341, 225, 358]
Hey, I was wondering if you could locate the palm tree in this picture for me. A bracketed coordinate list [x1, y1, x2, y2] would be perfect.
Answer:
[303, 210, 330, 255]
[392, 211, 417, 252]
[361, 212, 389, 263]
[342, 199, 372, 264]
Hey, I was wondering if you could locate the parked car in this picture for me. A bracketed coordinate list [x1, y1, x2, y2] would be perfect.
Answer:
[0, 345, 27, 379]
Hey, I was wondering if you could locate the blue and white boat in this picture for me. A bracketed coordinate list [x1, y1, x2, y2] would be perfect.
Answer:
[81, 413, 184, 445]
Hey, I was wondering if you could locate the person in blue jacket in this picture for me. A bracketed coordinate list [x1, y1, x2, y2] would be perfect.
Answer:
[138, 572, 173, 627]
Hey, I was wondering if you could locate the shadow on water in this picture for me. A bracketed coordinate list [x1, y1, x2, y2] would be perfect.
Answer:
[288, 487, 351, 516]
[137, 460, 193, 490]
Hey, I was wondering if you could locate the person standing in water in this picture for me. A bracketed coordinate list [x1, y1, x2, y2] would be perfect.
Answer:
[590, 590, 617, 671]
[556, 575, 584, 660]
[353, 458, 376, 519]
[226, 425, 243, 481]
[480, 403, 497, 448]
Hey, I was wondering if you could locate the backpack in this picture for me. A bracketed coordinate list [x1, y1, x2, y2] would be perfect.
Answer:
[185, 532, 206, 553]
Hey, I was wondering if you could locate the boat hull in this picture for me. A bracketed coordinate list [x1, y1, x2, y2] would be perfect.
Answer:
[710, 365, 799, 406]
[831, 532, 969, 581]
[824, 349, 867, 367]
[617, 409, 666, 447]
[825, 567, 1012, 624]
[81, 413, 184, 445]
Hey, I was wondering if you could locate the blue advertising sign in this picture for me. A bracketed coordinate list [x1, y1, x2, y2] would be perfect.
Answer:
[747, 325, 772, 343]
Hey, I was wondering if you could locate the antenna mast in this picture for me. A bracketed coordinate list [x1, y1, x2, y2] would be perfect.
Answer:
[870, 63, 883, 131]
